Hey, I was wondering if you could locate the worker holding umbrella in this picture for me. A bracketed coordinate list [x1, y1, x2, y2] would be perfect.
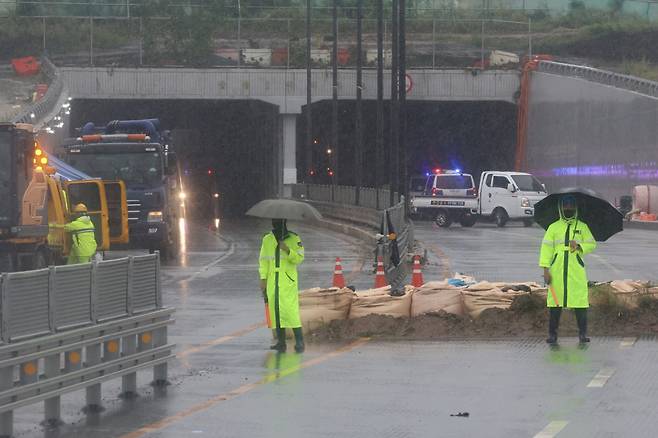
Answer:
[247, 199, 323, 353]
[534, 188, 623, 345]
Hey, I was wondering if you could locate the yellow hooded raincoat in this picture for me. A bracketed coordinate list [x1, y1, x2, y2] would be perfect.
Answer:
[259, 231, 305, 328]
[539, 206, 596, 308]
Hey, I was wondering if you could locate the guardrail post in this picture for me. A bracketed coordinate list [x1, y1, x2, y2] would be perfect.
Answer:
[44, 353, 62, 426]
[0, 362, 13, 438]
[122, 257, 137, 398]
[85, 261, 103, 412]
[152, 326, 168, 386]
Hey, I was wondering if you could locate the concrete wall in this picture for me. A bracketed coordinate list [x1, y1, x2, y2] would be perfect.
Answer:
[525, 69, 658, 204]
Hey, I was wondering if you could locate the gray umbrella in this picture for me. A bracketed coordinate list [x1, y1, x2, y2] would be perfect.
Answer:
[245, 199, 323, 221]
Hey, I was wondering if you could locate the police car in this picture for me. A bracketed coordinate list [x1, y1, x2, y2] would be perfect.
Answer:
[410, 169, 478, 228]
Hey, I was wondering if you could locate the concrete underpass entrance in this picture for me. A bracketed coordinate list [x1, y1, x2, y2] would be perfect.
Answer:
[70, 99, 281, 218]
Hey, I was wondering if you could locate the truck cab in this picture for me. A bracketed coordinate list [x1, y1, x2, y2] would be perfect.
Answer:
[60, 126, 180, 260]
[478, 171, 547, 227]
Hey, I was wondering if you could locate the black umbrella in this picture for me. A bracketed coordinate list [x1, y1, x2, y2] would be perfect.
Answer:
[533, 187, 623, 242]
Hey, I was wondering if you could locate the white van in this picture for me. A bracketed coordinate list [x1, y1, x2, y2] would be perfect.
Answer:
[478, 171, 547, 227]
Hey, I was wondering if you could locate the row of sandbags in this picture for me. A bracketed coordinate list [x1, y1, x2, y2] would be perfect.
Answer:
[597, 280, 658, 309]
[299, 280, 544, 331]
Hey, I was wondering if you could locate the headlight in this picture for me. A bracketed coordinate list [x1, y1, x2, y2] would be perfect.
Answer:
[147, 211, 163, 222]
[521, 197, 530, 208]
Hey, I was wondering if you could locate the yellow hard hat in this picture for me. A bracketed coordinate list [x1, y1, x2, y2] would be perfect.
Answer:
[73, 203, 88, 213]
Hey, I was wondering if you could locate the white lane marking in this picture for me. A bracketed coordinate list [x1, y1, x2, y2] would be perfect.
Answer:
[587, 367, 616, 388]
[182, 242, 237, 283]
[534, 421, 569, 438]
[620, 337, 637, 348]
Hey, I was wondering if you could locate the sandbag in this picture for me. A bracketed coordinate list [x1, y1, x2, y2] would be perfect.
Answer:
[349, 286, 413, 319]
[354, 286, 391, 298]
[411, 283, 464, 316]
[462, 288, 526, 319]
[610, 280, 643, 294]
[299, 287, 354, 332]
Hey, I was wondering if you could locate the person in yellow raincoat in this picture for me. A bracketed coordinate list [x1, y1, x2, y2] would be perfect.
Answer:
[539, 195, 596, 345]
[259, 219, 305, 353]
[64, 203, 98, 264]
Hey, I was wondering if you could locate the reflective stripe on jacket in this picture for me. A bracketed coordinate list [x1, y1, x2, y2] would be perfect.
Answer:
[258, 231, 305, 328]
[539, 219, 596, 308]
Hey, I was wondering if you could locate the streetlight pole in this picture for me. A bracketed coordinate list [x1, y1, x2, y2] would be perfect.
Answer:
[376, 0, 384, 209]
[355, 0, 363, 205]
[305, 0, 312, 182]
[331, 0, 338, 198]
[389, 0, 399, 208]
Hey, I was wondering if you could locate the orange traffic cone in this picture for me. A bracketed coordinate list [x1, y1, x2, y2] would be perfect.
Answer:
[374, 256, 388, 288]
[333, 257, 346, 288]
[411, 255, 424, 287]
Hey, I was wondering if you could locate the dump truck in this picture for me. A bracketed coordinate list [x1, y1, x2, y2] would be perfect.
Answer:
[0, 123, 128, 272]
[59, 119, 180, 259]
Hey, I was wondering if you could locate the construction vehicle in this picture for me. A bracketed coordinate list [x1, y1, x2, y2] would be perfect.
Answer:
[59, 119, 180, 259]
[0, 123, 128, 272]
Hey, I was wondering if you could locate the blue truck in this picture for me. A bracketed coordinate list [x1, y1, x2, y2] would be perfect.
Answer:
[58, 119, 181, 259]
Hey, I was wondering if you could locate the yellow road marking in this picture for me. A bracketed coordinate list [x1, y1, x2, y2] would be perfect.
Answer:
[587, 367, 616, 388]
[176, 322, 264, 360]
[121, 338, 370, 438]
[534, 421, 569, 438]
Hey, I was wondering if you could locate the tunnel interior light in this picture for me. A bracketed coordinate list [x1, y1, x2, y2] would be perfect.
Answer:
[207, 169, 214, 175]
[178, 192, 186, 200]
[213, 193, 220, 198]
[326, 148, 332, 155]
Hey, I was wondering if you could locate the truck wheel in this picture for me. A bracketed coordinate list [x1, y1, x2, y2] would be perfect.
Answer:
[435, 211, 452, 228]
[460, 214, 477, 227]
[494, 208, 508, 228]
[523, 219, 534, 227]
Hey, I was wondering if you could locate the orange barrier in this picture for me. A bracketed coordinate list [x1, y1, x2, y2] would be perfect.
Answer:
[11, 56, 40, 76]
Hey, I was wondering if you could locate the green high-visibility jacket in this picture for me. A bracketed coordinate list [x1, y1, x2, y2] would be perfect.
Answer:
[539, 216, 596, 308]
[64, 215, 97, 264]
[259, 231, 305, 329]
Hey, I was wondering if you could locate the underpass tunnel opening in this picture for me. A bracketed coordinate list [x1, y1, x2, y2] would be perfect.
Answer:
[298, 100, 517, 188]
[69, 99, 279, 220]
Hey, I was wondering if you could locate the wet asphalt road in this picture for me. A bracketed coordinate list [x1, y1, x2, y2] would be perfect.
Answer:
[11, 218, 658, 438]
[415, 219, 658, 283]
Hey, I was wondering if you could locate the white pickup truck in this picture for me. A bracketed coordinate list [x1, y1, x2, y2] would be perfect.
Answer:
[410, 170, 547, 228]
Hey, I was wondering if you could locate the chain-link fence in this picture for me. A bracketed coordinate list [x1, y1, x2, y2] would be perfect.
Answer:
[0, 13, 532, 69]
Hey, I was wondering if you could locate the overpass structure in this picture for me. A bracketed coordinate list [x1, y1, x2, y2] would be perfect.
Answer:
[59, 67, 520, 195]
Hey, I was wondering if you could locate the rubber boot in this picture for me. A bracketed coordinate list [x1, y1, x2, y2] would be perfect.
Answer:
[270, 328, 287, 352]
[547, 307, 562, 345]
[575, 309, 590, 343]
[293, 327, 305, 353]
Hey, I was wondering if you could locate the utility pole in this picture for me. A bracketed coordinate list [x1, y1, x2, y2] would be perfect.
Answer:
[376, 0, 384, 209]
[332, 0, 339, 198]
[305, 0, 312, 182]
[355, 0, 363, 205]
[399, 0, 408, 217]
[389, 0, 399, 208]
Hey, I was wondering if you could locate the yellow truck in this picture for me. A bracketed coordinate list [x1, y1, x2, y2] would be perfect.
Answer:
[0, 123, 128, 271]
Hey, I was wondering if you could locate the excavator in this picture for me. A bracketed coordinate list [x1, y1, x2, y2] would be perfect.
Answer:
[0, 122, 129, 272]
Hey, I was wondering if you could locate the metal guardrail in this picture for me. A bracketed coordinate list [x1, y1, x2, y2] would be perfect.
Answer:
[292, 184, 413, 288]
[538, 61, 658, 99]
[0, 253, 174, 436]
[11, 57, 65, 125]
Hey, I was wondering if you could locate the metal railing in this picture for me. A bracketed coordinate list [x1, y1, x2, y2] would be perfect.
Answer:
[0, 253, 174, 436]
[11, 57, 66, 125]
[292, 183, 414, 288]
[538, 61, 658, 99]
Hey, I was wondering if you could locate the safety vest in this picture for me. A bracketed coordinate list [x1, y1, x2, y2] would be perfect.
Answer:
[539, 218, 596, 308]
[258, 231, 305, 329]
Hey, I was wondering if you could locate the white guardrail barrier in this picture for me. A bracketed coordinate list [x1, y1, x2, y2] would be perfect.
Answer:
[0, 253, 174, 437]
